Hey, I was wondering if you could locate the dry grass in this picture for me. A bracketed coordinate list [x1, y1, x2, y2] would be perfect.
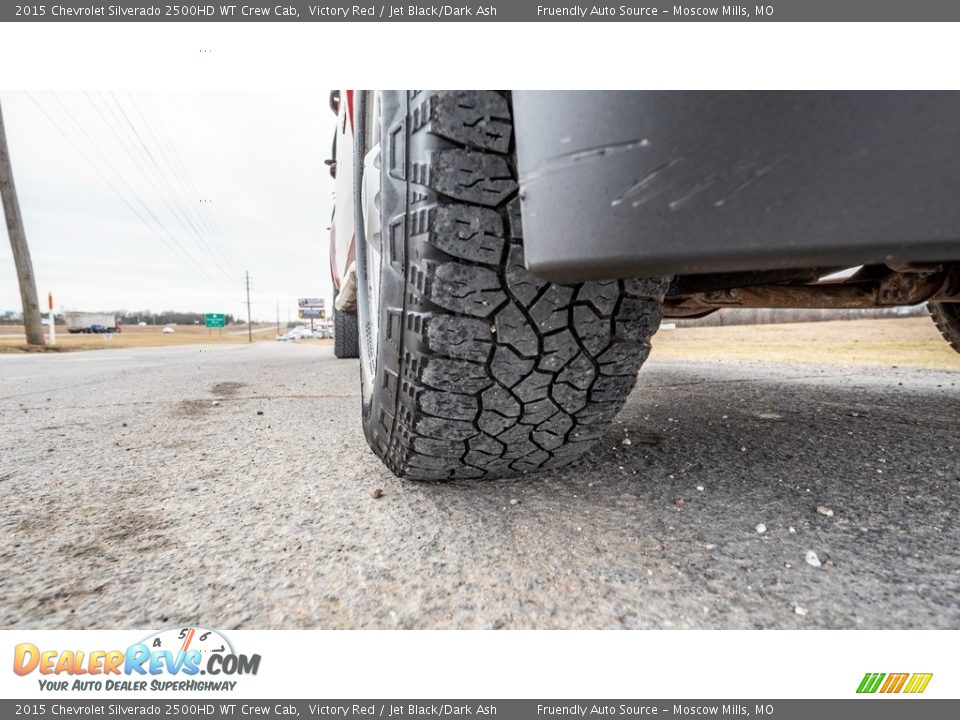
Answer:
[651, 317, 960, 370]
[2, 317, 957, 369]
[0, 324, 309, 352]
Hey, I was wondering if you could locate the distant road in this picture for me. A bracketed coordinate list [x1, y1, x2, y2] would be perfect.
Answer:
[227, 325, 279, 335]
[1, 341, 957, 629]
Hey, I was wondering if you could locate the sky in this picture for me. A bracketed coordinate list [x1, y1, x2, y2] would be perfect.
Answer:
[0, 90, 337, 322]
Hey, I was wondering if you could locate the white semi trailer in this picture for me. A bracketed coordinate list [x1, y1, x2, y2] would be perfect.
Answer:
[64, 312, 119, 334]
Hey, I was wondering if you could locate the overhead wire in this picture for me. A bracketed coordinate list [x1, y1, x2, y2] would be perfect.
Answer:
[24, 91, 228, 291]
[97, 91, 239, 285]
[129, 91, 244, 277]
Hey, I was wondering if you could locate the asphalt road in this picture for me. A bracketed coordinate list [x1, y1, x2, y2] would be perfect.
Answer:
[1, 341, 958, 629]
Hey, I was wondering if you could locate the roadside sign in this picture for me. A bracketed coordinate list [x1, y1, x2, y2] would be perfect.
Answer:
[298, 308, 324, 319]
[47, 292, 55, 346]
[298, 298, 325, 308]
[205, 313, 226, 328]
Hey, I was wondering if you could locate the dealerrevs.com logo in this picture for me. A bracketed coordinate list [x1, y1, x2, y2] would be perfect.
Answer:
[857, 673, 933, 694]
[13, 627, 261, 692]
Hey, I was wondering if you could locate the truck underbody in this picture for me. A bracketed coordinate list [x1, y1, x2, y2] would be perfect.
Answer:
[512, 91, 960, 316]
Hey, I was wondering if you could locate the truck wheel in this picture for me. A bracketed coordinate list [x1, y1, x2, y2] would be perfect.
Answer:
[354, 91, 667, 480]
[333, 289, 359, 359]
[929, 302, 960, 354]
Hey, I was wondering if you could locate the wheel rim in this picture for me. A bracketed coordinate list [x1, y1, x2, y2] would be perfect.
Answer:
[357, 91, 382, 406]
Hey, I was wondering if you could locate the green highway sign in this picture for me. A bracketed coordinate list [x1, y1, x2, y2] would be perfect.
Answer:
[204, 313, 226, 328]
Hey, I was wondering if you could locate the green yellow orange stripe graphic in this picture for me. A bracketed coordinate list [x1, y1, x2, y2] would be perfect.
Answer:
[857, 672, 933, 694]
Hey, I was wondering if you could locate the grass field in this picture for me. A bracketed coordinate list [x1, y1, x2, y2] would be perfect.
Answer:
[1, 317, 957, 369]
[0, 323, 322, 352]
[651, 317, 960, 370]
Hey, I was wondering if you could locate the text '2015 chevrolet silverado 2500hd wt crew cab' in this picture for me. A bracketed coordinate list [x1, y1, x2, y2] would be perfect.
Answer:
[329, 91, 960, 480]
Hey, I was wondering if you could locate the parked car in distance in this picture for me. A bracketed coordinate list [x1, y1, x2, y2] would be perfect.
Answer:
[161, 326, 175, 334]
[278, 326, 313, 341]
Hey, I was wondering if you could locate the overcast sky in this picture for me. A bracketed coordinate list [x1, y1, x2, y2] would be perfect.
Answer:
[0, 90, 337, 322]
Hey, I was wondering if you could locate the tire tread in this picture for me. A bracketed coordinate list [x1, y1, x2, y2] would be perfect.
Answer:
[365, 91, 666, 479]
[929, 302, 960, 354]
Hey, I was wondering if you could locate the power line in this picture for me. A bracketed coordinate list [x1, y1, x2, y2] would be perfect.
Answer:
[26, 93, 189, 266]
[130, 92, 244, 277]
[136, 92, 242, 272]
[44, 92, 227, 290]
[72, 93, 208, 254]
[127, 95, 224, 250]
[88, 92, 205, 245]
[25, 92, 228, 290]
[95, 91, 239, 285]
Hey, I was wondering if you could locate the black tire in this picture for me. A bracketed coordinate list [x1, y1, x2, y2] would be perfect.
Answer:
[929, 302, 960, 354]
[356, 91, 667, 480]
[333, 289, 359, 359]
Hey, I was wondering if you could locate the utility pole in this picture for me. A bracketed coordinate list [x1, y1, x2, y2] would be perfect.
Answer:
[276, 299, 280, 337]
[0, 99, 44, 345]
[245, 271, 252, 343]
